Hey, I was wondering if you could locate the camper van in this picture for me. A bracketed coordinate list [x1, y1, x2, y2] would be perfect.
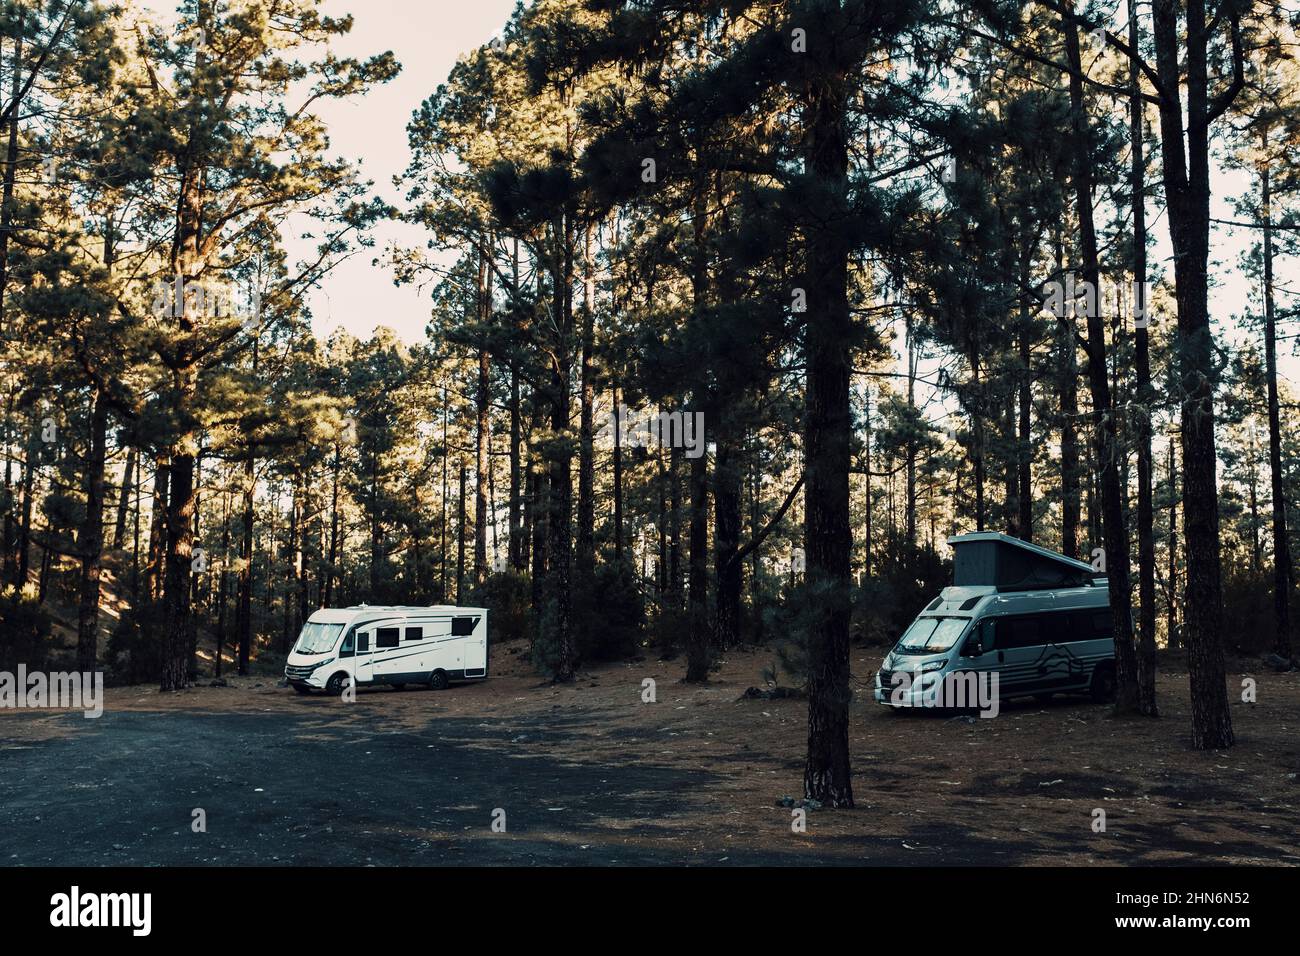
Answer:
[284, 605, 488, 695]
[874, 533, 1117, 709]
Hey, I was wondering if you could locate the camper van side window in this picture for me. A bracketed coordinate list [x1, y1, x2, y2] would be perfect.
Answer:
[405, 627, 423, 641]
[357, 632, 370, 653]
[452, 616, 477, 636]
[1001, 617, 1042, 649]
[376, 627, 400, 649]
[1064, 612, 1098, 643]
[340, 632, 355, 658]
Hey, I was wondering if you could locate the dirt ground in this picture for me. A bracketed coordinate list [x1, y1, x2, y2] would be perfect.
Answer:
[1, 642, 1297, 866]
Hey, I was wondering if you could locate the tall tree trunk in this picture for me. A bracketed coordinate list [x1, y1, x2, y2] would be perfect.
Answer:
[17, 418, 37, 586]
[905, 315, 918, 544]
[296, 476, 308, 647]
[456, 460, 467, 602]
[576, 223, 597, 580]
[474, 237, 491, 586]
[1064, 12, 1141, 715]
[1057, 233, 1081, 560]
[1260, 148, 1292, 659]
[863, 389, 872, 577]
[282, 487, 297, 652]
[657, 446, 668, 604]
[684, 173, 712, 682]
[1, 23, 23, 587]
[1017, 305, 1033, 542]
[113, 446, 136, 550]
[529, 449, 547, 618]
[684, 449, 711, 681]
[668, 444, 682, 608]
[3, 394, 15, 583]
[1003, 391, 1019, 537]
[475, 347, 490, 586]
[160, 443, 196, 691]
[1129, 0, 1158, 714]
[216, 488, 230, 678]
[236, 450, 254, 675]
[75, 391, 109, 672]
[160, 63, 208, 690]
[970, 357, 987, 533]
[1152, 0, 1232, 747]
[1167, 437, 1179, 650]
[145, 454, 169, 603]
[714, 433, 742, 651]
[802, 70, 854, 808]
[440, 387, 449, 601]
[0, 18, 23, 355]
[612, 383, 624, 563]
[325, 441, 340, 607]
[543, 212, 576, 680]
[509, 363, 523, 572]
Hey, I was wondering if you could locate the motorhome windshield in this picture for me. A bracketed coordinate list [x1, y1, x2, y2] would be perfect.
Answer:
[294, 622, 344, 655]
[895, 616, 968, 655]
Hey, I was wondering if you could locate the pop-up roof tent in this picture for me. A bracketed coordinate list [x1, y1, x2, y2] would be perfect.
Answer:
[946, 532, 1099, 591]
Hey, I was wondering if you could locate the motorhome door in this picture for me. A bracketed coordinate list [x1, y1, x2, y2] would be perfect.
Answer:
[460, 614, 486, 677]
[353, 620, 396, 684]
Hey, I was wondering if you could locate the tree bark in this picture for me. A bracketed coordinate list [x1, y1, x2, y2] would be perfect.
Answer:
[75, 391, 108, 672]
[144, 454, 169, 603]
[456, 460, 467, 602]
[612, 383, 624, 563]
[1129, 0, 1158, 714]
[509, 363, 523, 571]
[113, 446, 136, 550]
[576, 223, 596, 580]
[475, 347, 490, 586]
[1151, 0, 1233, 747]
[801, 69, 854, 808]
[1063, 12, 1142, 715]
[1260, 149, 1292, 659]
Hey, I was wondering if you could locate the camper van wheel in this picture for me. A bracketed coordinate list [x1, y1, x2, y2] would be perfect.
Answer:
[325, 673, 348, 697]
[1089, 664, 1116, 704]
[428, 670, 449, 691]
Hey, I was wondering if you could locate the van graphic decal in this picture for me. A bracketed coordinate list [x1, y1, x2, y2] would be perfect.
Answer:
[1032, 643, 1086, 681]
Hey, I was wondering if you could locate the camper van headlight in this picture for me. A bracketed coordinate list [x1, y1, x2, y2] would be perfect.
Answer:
[920, 659, 948, 673]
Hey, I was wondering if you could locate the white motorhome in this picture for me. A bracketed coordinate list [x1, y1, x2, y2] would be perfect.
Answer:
[284, 605, 488, 695]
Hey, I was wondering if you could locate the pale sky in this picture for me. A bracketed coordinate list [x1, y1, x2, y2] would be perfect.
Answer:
[296, 0, 519, 344]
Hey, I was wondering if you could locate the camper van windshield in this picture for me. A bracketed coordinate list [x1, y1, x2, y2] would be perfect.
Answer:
[294, 622, 344, 655]
[896, 617, 968, 654]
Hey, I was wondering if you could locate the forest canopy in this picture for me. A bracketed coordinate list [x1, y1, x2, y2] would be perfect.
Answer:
[1, 0, 1298, 805]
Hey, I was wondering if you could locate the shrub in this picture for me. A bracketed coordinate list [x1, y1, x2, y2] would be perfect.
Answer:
[576, 560, 644, 662]
[104, 606, 163, 686]
[0, 587, 55, 671]
[468, 569, 532, 644]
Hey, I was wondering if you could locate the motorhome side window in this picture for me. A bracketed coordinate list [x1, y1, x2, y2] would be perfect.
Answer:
[405, 626, 422, 641]
[452, 616, 477, 636]
[357, 631, 370, 653]
[376, 627, 400, 649]
[340, 632, 355, 657]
